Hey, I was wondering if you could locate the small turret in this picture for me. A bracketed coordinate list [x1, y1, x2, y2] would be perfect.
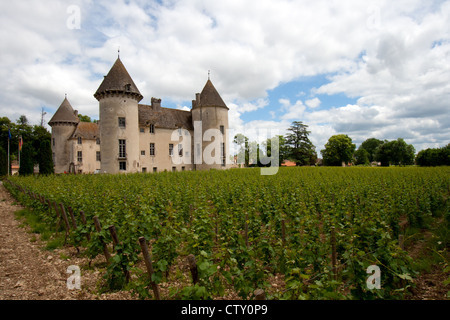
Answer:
[193, 79, 229, 110]
[48, 97, 80, 126]
[49, 97, 80, 173]
[191, 78, 229, 170]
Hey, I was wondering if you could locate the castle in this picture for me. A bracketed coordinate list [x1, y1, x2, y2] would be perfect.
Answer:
[49, 57, 230, 174]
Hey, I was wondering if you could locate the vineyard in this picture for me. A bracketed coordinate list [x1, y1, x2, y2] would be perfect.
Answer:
[4, 166, 450, 300]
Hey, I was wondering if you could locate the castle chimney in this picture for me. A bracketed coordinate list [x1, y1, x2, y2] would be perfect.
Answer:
[151, 97, 161, 111]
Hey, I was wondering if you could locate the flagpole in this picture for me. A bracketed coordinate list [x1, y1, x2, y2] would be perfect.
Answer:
[7, 133, 10, 176]
[18, 135, 21, 170]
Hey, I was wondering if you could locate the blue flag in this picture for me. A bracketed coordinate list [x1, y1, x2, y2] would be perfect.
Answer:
[8, 128, 12, 140]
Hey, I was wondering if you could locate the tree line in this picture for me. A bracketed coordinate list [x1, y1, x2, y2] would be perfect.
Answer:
[0, 115, 53, 176]
[1, 116, 447, 177]
[234, 121, 449, 167]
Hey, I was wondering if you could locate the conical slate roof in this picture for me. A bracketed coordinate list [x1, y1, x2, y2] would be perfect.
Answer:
[197, 79, 228, 109]
[48, 97, 80, 126]
[94, 57, 143, 102]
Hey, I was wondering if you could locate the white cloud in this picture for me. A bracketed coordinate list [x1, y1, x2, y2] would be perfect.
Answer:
[279, 99, 306, 121]
[305, 98, 321, 109]
[0, 0, 448, 153]
[176, 105, 190, 112]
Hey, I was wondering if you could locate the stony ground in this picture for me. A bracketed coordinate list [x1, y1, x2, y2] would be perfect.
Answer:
[0, 181, 448, 300]
[0, 181, 133, 300]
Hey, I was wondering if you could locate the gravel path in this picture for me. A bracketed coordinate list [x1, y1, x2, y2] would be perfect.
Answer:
[0, 182, 132, 300]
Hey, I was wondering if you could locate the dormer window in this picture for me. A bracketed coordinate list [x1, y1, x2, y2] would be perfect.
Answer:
[125, 84, 131, 91]
[77, 136, 82, 145]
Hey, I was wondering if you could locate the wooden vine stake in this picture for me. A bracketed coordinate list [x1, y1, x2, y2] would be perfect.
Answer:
[187, 254, 199, 285]
[93, 216, 111, 264]
[67, 206, 78, 229]
[58, 203, 71, 237]
[138, 237, 161, 300]
[245, 213, 249, 249]
[398, 234, 405, 250]
[79, 210, 91, 241]
[188, 204, 194, 224]
[254, 289, 266, 300]
[331, 226, 337, 280]
[108, 225, 131, 283]
[281, 219, 286, 247]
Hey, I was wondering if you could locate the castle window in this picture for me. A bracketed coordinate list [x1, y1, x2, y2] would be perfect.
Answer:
[96, 138, 100, 145]
[172, 167, 176, 172]
[178, 144, 183, 157]
[169, 144, 174, 156]
[78, 137, 82, 145]
[52, 138, 55, 146]
[77, 151, 82, 163]
[221, 143, 226, 166]
[141, 150, 145, 156]
[142, 167, 147, 173]
[125, 84, 131, 91]
[119, 161, 126, 171]
[118, 117, 126, 128]
[119, 139, 126, 158]
[96, 151, 101, 162]
[153, 167, 157, 173]
[149, 124, 155, 134]
[220, 125, 224, 135]
[140, 128, 145, 133]
[150, 143, 155, 156]
[182, 166, 185, 171]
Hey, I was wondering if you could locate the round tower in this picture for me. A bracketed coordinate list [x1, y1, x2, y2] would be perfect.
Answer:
[94, 57, 143, 174]
[191, 78, 229, 170]
[48, 97, 80, 173]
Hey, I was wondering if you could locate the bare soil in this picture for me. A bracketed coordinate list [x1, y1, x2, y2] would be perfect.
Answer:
[0, 182, 133, 300]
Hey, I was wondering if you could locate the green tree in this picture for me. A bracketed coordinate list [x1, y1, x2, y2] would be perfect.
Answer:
[285, 121, 317, 166]
[78, 114, 92, 122]
[0, 117, 14, 154]
[19, 143, 34, 175]
[17, 115, 29, 126]
[233, 134, 250, 167]
[321, 134, 356, 166]
[263, 135, 289, 166]
[375, 142, 391, 167]
[416, 144, 450, 166]
[30, 125, 51, 164]
[375, 138, 415, 166]
[359, 138, 384, 163]
[38, 140, 54, 174]
[354, 148, 370, 165]
[0, 146, 7, 176]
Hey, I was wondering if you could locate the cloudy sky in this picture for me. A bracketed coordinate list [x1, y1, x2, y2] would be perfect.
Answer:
[1, 0, 449, 154]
